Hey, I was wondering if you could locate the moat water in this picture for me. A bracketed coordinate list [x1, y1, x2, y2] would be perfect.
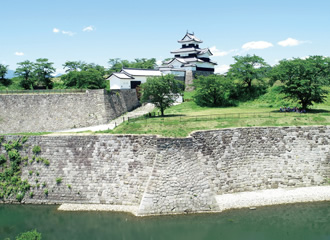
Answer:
[0, 202, 329, 240]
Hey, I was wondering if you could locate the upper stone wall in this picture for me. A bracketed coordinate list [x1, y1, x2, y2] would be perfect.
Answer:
[0, 89, 139, 134]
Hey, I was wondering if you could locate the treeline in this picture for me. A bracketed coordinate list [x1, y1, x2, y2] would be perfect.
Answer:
[194, 55, 330, 109]
[0, 58, 156, 90]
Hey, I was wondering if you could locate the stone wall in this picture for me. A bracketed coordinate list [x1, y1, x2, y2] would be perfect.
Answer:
[1, 126, 329, 215]
[0, 89, 139, 134]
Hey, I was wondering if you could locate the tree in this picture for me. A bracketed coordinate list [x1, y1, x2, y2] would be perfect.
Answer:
[61, 68, 106, 89]
[270, 56, 330, 109]
[34, 58, 56, 89]
[140, 75, 183, 116]
[227, 54, 270, 98]
[15, 60, 35, 89]
[63, 61, 86, 72]
[0, 64, 9, 85]
[108, 58, 157, 75]
[193, 74, 235, 107]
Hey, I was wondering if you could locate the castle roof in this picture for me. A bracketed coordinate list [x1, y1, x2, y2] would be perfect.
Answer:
[178, 33, 203, 43]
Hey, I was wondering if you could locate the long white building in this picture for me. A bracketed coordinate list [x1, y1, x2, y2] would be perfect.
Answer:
[108, 32, 216, 91]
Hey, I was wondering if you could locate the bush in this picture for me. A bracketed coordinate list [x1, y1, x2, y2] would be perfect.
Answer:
[56, 177, 62, 184]
[32, 145, 41, 154]
[44, 189, 48, 196]
[16, 229, 42, 240]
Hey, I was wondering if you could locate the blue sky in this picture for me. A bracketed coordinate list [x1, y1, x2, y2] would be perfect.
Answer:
[1, 0, 330, 75]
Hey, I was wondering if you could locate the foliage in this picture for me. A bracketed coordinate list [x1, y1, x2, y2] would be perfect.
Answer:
[227, 54, 270, 100]
[32, 145, 41, 154]
[0, 137, 50, 202]
[15, 229, 42, 240]
[56, 177, 62, 184]
[61, 68, 106, 89]
[193, 74, 236, 107]
[108, 58, 156, 75]
[0, 64, 10, 86]
[271, 56, 330, 109]
[140, 75, 184, 116]
[15, 59, 55, 89]
[63, 61, 86, 72]
[0, 137, 31, 202]
[15, 60, 35, 89]
[33, 58, 56, 89]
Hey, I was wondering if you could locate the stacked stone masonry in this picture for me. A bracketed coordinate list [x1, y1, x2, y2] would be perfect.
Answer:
[0, 89, 140, 134]
[1, 126, 329, 215]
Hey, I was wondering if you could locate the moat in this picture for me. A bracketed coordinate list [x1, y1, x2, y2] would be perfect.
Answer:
[1, 202, 329, 240]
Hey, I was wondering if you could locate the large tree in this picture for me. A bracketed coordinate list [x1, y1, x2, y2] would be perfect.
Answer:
[193, 74, 235, 107]
[63, 61, 86, 72]
[0, 64, 8, 84]
[15, 60, 35, 89]
[271, 56, 330, 109]
[61, 68, 106, 89]
[227, 54, 270, 93]
[34, 58, 56, 89]
[140, 75, 183, 116]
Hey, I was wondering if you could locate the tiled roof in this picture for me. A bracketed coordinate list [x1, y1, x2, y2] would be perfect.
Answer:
[178, 33, 203, 43]
[107, 72, 133, 80]
[170, 47, 199, 54]
[122, 68, 162, 76]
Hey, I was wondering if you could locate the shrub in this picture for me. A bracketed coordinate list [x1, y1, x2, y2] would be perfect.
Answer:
[56, 177, 62, 184]
[30, 192, 34, 198]
[0, 154, 6, 165]
[32, 145, 41, 154]
[42, 182, 46, 187]
[43, 159, 50, 166]
[16, 229, 41, 240]
[29, 170, 33, 176]
[44, 189, 48, 196]
[16, 193, 24, 202]
[67, 184, 71, 189]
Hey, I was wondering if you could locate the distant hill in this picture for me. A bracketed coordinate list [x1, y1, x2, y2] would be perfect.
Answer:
[5, 70, 15, 79]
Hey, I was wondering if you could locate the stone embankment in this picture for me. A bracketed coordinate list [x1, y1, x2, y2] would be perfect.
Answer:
[0, 89, 140, 134]
[1, 126, 330, 216]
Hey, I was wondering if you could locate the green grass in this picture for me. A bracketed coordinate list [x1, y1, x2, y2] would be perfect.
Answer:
[101, 86, 330, 137]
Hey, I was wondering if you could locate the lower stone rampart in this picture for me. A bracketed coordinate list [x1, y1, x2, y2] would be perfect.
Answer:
[1, 126, 329, 215]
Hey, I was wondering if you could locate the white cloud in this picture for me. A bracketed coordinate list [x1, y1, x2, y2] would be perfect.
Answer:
[14, 52, 24, 56]
[62, 30, 75, 36]
[83, 26, 94, 32]
[242, 41, 273, 50]
[215, 64, 230, 74]
[278, 38, 304, 47]
[210, 46, 237, 57]
[53, 28, 60, 33]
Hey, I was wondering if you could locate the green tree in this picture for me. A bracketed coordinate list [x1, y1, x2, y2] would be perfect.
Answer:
[63, 61, 86, 72]
[15, 60, 35, 89]
[108, 58, 157, 75]
[0, 64, 9, 85]
[0, 64, 8, 80]
[193, 74, 235, 107]
[61, 68, 106, 89]
[141, 75, 183, 116]
[227, 54, 270, 98]
[34, 58, 55, 89]
[270, 56, 330, 109]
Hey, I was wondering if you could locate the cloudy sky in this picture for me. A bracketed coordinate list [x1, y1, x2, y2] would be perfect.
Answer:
[1, 0, 330, 75]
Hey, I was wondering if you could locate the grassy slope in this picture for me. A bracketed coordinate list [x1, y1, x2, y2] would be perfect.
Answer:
[105, 86, 330, 137]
